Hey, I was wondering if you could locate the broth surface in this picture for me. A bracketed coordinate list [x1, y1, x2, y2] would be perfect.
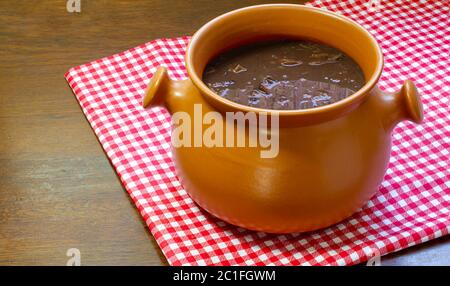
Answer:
[202, 39, 365, 110]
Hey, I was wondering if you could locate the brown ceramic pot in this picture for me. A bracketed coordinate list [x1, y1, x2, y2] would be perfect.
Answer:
[143, 4, 423, 233]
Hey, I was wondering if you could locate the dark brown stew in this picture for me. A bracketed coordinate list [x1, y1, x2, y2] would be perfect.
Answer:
[202, 39, 365, 110]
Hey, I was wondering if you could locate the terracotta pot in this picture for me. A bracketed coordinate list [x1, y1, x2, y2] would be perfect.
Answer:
[143, 4, 423, 233]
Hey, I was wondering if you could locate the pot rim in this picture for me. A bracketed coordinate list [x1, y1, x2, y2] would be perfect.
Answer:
[186, 4, 384, 117]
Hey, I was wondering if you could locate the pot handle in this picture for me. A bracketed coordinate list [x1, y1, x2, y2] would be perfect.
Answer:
[374, 80, 424, 130]
[142, 66, 195, 114]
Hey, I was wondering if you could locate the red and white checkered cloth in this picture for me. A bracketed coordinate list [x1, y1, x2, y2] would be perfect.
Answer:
[65, 0, 449, 265]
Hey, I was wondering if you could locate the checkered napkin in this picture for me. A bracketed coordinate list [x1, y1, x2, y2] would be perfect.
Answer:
[65, 0, 449, 265]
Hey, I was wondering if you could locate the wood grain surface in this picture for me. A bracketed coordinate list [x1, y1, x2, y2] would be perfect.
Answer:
[0, 0, 448, 266]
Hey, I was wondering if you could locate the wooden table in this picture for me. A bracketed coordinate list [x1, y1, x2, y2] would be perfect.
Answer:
[0, 0, 448, 266]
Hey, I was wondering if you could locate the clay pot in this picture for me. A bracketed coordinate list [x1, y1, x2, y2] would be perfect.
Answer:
[143, 4, 423, 233]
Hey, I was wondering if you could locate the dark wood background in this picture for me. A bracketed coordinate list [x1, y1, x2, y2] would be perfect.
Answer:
[0, 0, 448, 265]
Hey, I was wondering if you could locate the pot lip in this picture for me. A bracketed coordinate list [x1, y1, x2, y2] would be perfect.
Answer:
[186, 4, 384, 117]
